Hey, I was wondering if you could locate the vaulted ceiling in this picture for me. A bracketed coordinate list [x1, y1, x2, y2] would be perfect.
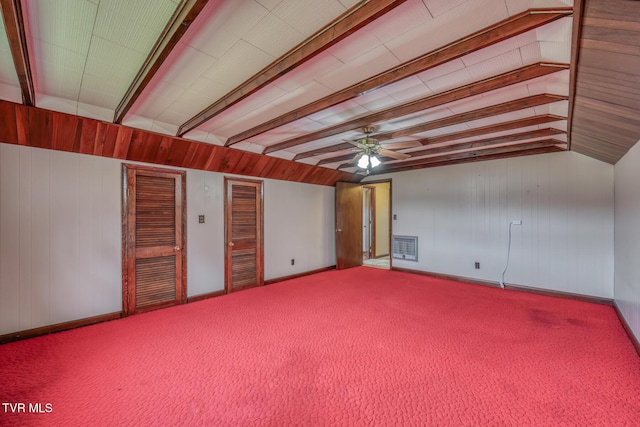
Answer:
[0, 0, 638, 184]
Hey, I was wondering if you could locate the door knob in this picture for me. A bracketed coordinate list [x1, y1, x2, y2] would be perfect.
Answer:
[336, 229, 342, 232]
[174, 246, 181, 251]
[229, 242, 235, 247]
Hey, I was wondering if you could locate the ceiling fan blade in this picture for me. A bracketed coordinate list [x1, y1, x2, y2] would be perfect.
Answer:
[350, 152, 364, 163]
[379, 149, 410, 160]
[380, 140, 422, 149]
[343, 139, 366, 149]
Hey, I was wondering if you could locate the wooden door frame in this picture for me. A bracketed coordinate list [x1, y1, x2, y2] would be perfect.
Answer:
[361, 179, 392, 264]
[224, 177, 264, 293]
[121, 164, 187, 315]
[363, 185, 376, 259]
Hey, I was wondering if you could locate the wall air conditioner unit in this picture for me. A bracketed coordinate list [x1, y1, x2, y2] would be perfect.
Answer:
[392, 235, 418, 261]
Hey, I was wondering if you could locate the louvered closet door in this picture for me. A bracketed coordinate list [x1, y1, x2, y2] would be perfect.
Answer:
[123, 165, 186, 315]
[225, 178, 263, 293]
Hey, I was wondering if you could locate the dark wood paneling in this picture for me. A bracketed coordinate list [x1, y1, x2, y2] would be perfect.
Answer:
[226, 8, 572, 147]
[263, 63, 568, 154]
[570, 0, 640, 163]
[0, 100, 361, 186]
[178, 0, 407, 136]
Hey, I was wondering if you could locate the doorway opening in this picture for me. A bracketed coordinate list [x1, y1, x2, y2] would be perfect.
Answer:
[362, 181, 391, 270]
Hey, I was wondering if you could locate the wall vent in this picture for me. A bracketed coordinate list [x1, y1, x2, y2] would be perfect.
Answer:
[392, 235, 418, 261]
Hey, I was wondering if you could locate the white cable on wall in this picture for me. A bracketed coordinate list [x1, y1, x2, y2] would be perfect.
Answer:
[500, 220, 522, 289]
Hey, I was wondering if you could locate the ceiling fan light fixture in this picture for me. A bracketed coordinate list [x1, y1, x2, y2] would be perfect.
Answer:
[358, 155, 370, 169]
[370, 156, 381, 167]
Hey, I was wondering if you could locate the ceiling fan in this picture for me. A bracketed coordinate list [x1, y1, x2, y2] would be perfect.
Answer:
[345, 126, 413, 172]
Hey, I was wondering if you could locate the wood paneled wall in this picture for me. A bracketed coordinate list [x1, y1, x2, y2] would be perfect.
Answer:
[367, 151, 614, 298]
[571, 0, 640, 163]
[0, 100, 361, 186]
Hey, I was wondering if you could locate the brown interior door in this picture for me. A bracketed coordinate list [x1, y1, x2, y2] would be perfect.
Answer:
[336, 181, 363, 269]
[225, 178, 264, 292]
[123, 165, 186, 315]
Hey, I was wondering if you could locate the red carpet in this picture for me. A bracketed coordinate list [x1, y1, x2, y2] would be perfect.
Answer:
[1, 267, 639, 425]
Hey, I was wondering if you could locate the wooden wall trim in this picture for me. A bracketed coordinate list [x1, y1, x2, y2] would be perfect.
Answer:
[613, 301, 640, 357]
[567, 0, 585, 151]
[264, 266, 337, 286]
[0, 312, 122, 345]
[0, 100, 361, 187]
[0, 0, 35, 106]
[391, 267, 614, 306]
[187, 289, 226, 303]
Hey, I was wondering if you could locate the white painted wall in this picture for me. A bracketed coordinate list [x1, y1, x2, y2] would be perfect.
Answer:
[0, 144, 336, 335]
[0, 145, 122, 334]
[614, 139, 640, 342]
[367, 151, 615, 298]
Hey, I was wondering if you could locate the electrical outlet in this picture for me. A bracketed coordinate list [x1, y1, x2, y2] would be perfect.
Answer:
[291, 259, 295, 266]
[198, 215, 205, 224]
[475, 262, 480, 269]
[393, 214, 397, 220]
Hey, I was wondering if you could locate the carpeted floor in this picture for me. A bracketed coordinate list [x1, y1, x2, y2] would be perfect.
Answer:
[1, 267, 639, 426]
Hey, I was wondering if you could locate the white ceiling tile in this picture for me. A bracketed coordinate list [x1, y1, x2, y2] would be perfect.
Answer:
[423, 0, 468, 17]
[416, 59, 466, 83]
[78, 84, 122, 110]
[156, 43, 217, 89]
[339, 0, 362, 9]
[384, 79, 433, 102]
[272, 0, 347, 37]
[315, 44, 401, 91]
[0, 83, 22, 103]
[271, 51, 343, 92]
[385, 0, 509, 62]
[352, 90, 401, 112]
[366, 0, 433, 44]
[539, 41, 571, 63]
[202, 39, 274, 86]
[466, 49, 524, 80]
[267, 150, 296, 160]
[328, 29, 382, 64]
[256, 0, 283, 11]
[94, 0, 178, 54]
[186, 1, 269, 58]
[461, 31, 537, 67]
[122, 115, 154, 131]
[150, 120, 178, 136]
[519, 42, 543, 64]
[24, 0, 97, 54]
[243, 13, 305, 57]
[424, 68, 473, 93]
[39, 65, 83, 98]
[37, 94, 78, 115]
[536, 16, 572, 42]
[76, 101, 114, 122]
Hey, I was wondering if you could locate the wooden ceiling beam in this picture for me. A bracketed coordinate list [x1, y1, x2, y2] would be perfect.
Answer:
[566, 0, 585, 150]
[369, 140, 565, 174]
[1, 0, 35, 106]
[368, 146, 564, 174]
[176, 0, 407, 136]
[302, 114, 565, 162]
[263, 63, 568, 154]
[113, 0, 210, 124]
[226, 7, 572, 147]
